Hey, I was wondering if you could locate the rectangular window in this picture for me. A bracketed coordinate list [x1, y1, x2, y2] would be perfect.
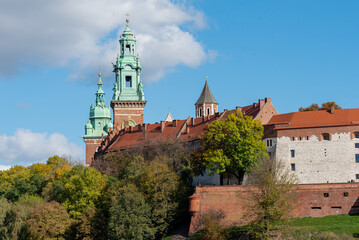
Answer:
[356, 143, 359, 148]
[324, 193, 329, 198]
[291, 163, 296, 171]
[356, 174, 359, 179]
[291, 150, 295, 158]
[356, 154, 359, 163]
[125, 76, 132, 87]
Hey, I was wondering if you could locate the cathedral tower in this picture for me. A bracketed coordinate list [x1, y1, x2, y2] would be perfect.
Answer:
[195, 78, 218, 118]
[111, 19, 146, 129]
[83, 71, 113, 165]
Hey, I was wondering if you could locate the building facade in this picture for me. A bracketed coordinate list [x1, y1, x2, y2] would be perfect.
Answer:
[264, 108, 359, 184]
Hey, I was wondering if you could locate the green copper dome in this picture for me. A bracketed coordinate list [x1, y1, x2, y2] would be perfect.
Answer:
[84, 72, 112, 139]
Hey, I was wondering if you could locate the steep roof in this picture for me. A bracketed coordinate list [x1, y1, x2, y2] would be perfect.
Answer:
[94, 99, 271, 157]
[266, 108, 359, 129]
[195, 81, 218, 105]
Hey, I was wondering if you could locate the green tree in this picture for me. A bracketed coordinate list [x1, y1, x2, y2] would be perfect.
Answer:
[139, 157, 185, 238]
[198, 110, 267, 184]
[247, 157, 297, 240]
[0, 195, 43, 240]
[54, 165, 107, 218]
[108, 183, 155, 240]
[26, 201, 73, 240]
[299, 102, 341, 112]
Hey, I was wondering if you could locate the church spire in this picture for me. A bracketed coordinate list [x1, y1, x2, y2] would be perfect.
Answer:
[195, 76, 218, 118]
[95, 69, 105, 107]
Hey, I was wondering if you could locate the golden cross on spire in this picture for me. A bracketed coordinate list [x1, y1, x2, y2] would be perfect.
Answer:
[125, 13, 130, 24]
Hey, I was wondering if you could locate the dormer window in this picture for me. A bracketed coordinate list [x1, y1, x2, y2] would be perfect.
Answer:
[321, 133, 330, 141]
[352, 132, 359, 139]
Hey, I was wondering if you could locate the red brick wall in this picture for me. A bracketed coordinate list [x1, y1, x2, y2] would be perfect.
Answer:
[189, 183, 359, 234]
[255, 99, 278, 124]
[84, 138, 102, 165]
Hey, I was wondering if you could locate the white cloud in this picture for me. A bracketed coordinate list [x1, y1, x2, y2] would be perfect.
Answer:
[0, 165, 11, 171]
[0, 0, 212, 83]
[0, 129, 83, 166]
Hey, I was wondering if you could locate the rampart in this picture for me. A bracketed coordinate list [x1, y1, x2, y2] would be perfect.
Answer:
[189, 183, 359, 234]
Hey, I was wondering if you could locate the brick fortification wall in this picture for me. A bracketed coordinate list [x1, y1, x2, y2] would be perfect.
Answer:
[189, 183, 359, 234]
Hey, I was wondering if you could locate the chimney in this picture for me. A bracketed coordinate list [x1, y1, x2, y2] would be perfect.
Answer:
[191, 117, 195, 126]
[186, 126, 190, 134]
[138, 124, 142, 132]
[236, 106, 242, 111]
[160, 121, 165, 132]
[259, 99, 265, 109]
[173, 120, 177, 127]
[143, 123, 147, 132]
[265, 97, 271, 103]
[330, 107, 335, 114]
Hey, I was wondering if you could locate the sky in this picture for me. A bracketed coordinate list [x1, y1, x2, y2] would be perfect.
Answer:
[1, 0, 359, 169]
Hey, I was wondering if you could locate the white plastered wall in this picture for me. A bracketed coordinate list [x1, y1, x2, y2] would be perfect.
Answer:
[265, 133, 359, 184]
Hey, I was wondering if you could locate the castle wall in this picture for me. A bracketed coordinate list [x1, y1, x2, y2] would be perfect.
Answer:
[265, 127, 359, 184]
[189, 183, 359, 234]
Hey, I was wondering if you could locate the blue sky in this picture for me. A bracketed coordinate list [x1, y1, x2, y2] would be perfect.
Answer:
[1, 0, 359, 168]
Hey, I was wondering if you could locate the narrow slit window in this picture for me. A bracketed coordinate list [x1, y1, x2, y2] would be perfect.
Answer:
[311, 207, 321, 210]
[356, 154, 359, 163]
[324, 193, 329, 198]
[207, 108, 210, 116]
[125, 76, 132, 87]
[291, 163, 296, 171]
[199, 108, 202, 117]
[291, 150, 295, 158]
[344, 192, 349, 197]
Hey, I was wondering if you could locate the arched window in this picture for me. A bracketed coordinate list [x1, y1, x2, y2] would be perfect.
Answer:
[321, 133, 330, 141]
[199, 108, 202, 117]
[207, 108, 210, 116]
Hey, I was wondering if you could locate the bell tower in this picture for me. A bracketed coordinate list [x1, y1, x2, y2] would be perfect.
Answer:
[195, 77, 218, 118]
[111, 18, 146, 129]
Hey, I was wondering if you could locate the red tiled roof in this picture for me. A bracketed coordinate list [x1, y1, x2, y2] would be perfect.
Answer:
[266, 108, 359, 129]
[98, 102, 263, 154]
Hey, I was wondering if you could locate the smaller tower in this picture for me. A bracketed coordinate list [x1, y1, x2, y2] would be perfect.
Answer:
[195, 77, 218, 118]
[83, 71, 112, 165]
